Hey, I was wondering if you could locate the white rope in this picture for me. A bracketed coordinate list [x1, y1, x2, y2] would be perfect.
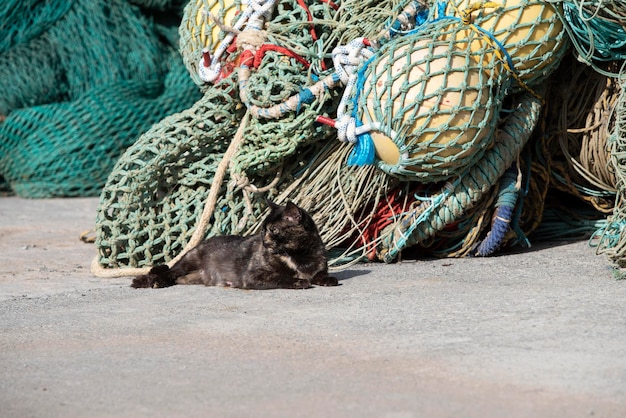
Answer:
[331, 38, 375, 143]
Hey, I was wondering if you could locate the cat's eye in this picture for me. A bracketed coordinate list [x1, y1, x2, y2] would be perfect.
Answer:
[270, 226, 280, 235]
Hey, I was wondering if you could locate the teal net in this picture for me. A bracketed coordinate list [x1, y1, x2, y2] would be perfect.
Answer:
[0, 0, 201, 197]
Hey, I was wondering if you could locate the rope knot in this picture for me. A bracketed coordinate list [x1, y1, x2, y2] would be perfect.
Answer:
[457, 1, 501, 26]
[236, 28, 268, 50]
[332, 38, 374, 85]
[336, 115, 358, 143]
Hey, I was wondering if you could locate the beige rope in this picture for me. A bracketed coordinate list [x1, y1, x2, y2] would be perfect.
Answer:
[91, 111, 251, 278]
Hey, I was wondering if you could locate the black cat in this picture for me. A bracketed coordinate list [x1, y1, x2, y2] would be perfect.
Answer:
[131, 201, 338, 289]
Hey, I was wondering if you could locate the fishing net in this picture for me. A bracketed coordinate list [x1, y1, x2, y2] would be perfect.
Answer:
[512, 54, 618, 244]
[374, 90, 543, 261]
[0, 0, 201, 197]
[542, 1, 626, 270]
[92, 0, 576, 277]
[351, 21, 508, 181]
[543, 55, 618, 213]
[561, 0, 626, 69]
[442, 0, 567, 87]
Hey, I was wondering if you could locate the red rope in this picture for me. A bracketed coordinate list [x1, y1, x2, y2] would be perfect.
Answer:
[315, 115, 336, 127]
[319, 0, 339, 10]
[360, 185, 425, 260]
[253, 44, 310, 69]
[239, 49, 255, 67]
[296, 0, 318, 41]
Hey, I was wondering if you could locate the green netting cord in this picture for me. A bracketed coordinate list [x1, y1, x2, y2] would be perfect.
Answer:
[93, 0, 407, 273]
[560, 0, 626, 76]
[95, 72, 243, 268]
[0, 0, 73, 55]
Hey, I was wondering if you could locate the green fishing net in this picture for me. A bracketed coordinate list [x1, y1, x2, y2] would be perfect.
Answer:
[0, 0, 200, 197]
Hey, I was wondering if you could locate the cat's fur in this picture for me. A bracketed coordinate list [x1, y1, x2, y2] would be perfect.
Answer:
[131, 201, 338, 289]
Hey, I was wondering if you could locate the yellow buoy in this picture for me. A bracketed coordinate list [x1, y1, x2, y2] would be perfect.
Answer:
[445, 0, 565, 79]
[188, 0, 242, 50]
[360, 38, 498, 177]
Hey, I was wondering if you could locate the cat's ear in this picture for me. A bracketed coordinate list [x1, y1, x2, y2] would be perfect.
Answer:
[266, 199, 280, 211]
[284, 202, 302, 224]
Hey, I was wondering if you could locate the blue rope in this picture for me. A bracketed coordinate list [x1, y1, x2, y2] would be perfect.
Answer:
[347, 119, 376, 166]
[473, 166, 519, 256]
[296, 87, 316, 113]
[474, 205, 514, 256]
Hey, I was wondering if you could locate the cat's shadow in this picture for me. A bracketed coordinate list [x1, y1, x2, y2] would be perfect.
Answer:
[332, 269, 371, 283]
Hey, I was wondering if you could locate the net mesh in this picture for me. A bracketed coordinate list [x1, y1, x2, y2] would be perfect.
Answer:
[348, 0, 567, 181]
[95, 0, 376, 269]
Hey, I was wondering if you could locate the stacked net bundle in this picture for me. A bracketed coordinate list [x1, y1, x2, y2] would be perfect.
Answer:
[0, 53, 199, 197]
[591, 77, 626, 266]
[538, 0, 626, 271]
[96, 76, 244, 268]
[495, 53, 618, 244]
[0, 0, 201, 197]
[93, 0, 581, 275]
[543, 55, 618, 213]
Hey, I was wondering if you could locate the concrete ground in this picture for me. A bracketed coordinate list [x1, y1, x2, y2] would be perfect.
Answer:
[1, 196, 625, 417]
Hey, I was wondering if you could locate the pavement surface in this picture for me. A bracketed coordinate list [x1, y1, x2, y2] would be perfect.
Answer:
[1, 196, 625, 417]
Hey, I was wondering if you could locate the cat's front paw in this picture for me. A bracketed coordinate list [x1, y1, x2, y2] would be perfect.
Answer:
[131, 265, 174, 288]
[292, 279, 312, 289]
[311, 273, 339, 287]
[131, 274, 153, 288]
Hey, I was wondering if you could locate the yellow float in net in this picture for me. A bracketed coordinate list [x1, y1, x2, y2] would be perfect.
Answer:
[179, 0, 243, 86]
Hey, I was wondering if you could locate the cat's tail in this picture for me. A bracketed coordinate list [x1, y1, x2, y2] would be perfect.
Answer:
[131, 265, 174, 288]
